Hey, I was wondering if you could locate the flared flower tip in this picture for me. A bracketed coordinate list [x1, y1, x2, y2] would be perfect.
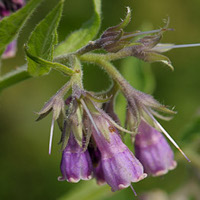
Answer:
[134, 121, 177, 176]
[101, 147, 147, 192]
[152, 160, 177, 177]
[94, 163, 106, 185]
[110, 172, 147, 192]
[58, 134, 93, 183]
[58, 150, 93, 182]
[58, 174, 92, 183]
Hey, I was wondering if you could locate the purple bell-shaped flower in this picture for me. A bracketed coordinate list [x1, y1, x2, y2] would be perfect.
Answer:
[58, 133, 93, 183]
[134, 120, 177, 176]
[90, 113, 147, 191]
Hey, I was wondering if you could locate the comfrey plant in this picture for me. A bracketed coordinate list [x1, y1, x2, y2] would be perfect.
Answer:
[0, 0, 200, 196]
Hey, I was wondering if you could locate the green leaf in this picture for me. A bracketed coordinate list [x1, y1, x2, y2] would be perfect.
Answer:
[58, 180, 112, 200]
[25, 46, 74, 76]
[54, 0, 101, 56]
[0, 0, 43, 57]
[26, 0, 64, 76]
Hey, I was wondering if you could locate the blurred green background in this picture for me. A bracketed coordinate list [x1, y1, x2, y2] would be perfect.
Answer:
[0, 0, 200, 199]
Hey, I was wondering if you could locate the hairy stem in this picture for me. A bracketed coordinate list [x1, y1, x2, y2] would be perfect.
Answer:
[0, 65, 31, 92]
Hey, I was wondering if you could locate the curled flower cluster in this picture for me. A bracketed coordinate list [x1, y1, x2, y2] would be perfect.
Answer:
[58, 95, 148, 191]
[37, 85, 178, 192]
[0, 0, 25, 59]
[34, 7, 192, 193]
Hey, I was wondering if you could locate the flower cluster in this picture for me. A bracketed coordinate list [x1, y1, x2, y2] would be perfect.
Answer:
[57, 95, 147, 191]
[35, 7, 192, 194]
[37, 84, 179, 193]
[0, 0, 25, 59]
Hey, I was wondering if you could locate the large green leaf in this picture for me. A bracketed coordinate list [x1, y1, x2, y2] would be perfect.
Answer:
[26, 0, 64, 76]
[0, 0, 43, 57]
[54, 0, 101, 56]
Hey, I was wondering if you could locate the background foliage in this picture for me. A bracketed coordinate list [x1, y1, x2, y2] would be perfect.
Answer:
[0, 0, 200, 199]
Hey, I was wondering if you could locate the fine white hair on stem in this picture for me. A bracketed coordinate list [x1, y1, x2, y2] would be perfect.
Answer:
[80, 99, 101, 136]
[154, 43, 200, 51]
[144, 107, 191, 162]
[49, 118, 55, 155]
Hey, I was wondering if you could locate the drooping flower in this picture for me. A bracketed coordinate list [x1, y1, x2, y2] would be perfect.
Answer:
[58, 132, 93, 183]
[92, 122, 147, 191]
[82, 98, 147, 191]
[134, 120, 177, 176]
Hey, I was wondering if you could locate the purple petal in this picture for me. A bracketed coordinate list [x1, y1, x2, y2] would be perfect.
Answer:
[58, 133, 93, 182]
[135, 121, 177, 176]
[94, 162, 106, 185]
[91, 118, 146, 191]
[101, 148, 147, 191]
[2, 40, 17, 59]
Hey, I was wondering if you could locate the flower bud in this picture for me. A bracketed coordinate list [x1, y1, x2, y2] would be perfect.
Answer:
[123, 31, 173, 70]
[134, 121, 177, 176]
[93, 7, 133, 53]
[58, 133, 93, 183]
